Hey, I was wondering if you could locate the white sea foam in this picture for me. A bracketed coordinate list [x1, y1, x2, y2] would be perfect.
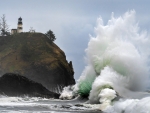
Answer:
[59, 86, 74, 100]
[71, 10, 150, 112]
[105, 97, 150, 113]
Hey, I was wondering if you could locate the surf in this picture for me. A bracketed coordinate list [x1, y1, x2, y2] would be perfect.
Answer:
[60, 10, 150, 112]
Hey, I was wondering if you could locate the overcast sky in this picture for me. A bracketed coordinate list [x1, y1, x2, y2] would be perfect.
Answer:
[0, 0, 150, 80]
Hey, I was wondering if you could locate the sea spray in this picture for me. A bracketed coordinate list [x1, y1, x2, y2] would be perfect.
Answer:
[59, 86, 74, 100]
[60, 10, 150, 112]
[73, 10, 150, 110]
[105, 97, 150, 113]
[98, 88, 117, 110]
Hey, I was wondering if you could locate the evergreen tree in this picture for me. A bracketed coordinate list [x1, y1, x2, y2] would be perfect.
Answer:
[45, 30, 56, 42]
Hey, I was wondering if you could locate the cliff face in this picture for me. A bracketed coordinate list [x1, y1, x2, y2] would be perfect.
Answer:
[0, 33, 75, 92]
[0, 73, 60, 98]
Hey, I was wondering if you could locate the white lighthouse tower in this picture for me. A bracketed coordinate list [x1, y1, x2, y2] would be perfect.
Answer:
[17, 17, 23, 33]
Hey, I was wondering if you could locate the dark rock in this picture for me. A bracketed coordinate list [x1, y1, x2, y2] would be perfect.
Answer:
[0, 73, 60, 98]
[60, 105, 72, 109]
[0, 33, 75, 93]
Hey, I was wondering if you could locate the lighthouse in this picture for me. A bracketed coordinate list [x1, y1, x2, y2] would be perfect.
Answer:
[17, 17, 23, 33]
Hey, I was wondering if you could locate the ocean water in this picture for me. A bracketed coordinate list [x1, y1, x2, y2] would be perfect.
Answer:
[0, 96, 101, 113]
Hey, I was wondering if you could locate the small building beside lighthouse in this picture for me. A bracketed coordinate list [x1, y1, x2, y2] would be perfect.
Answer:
[11, 17, 23, 35]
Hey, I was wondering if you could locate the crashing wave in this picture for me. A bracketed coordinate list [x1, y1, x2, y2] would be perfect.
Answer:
[60, 10, 150, 112]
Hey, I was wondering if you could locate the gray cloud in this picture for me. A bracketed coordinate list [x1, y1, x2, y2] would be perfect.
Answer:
[0, 0, 150, 79]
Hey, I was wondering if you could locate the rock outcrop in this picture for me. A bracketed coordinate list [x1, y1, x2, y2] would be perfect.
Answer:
[0, 33, 75, 93]
[0, 73, 60, 98]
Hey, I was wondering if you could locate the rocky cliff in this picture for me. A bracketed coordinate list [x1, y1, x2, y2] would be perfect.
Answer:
[0, 33, 75, 93]
[0, 73, 60, 98]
